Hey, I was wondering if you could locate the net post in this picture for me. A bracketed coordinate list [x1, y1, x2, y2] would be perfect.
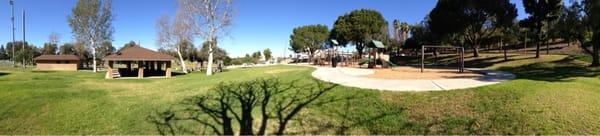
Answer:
[460, 47, 465, 73]
[421, 45, 424, 73]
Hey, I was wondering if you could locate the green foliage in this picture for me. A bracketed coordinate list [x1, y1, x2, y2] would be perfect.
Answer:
[68, 0, 114, 71]
[428, 0, 517, 57]
[252, 51, 261, 61]
[522, 0, 563, 57]
[583, 0, 600, 66]
[289, 24, 329, 56]
[97, 42, 115, 60]
[59, 43, 75, 55]
[0, 45, 8, 60]
[15, 50, 33, 66]
[199, 41, 229, 62]
[42, 43, 58, 55]
[407, 21, 435, 49]
[3, 42, 40, 63]
[121, 41, 139, 50]
[13, 44, 41, 66]
[263, 48, 272, 61]
[68, 0, 114, 46]
[330, 9, 388, 57]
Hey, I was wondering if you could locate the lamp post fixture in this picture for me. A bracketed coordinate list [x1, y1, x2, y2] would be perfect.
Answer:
[9, 0, 15, 66]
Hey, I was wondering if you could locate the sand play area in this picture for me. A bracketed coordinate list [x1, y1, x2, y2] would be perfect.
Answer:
[310, 65, 515, 91]
[367, 67, 483, 80]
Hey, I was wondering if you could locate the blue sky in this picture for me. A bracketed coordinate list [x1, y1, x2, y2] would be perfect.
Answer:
[0, 0, 533, 58]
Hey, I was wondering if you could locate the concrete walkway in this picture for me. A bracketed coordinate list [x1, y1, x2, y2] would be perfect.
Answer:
[311, 67, 515, 92]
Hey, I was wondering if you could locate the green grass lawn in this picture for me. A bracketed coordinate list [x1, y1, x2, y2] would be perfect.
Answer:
[1, 54, 600, 134]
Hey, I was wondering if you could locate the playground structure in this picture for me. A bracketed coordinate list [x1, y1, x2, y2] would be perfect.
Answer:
[308, 40, 467, 76]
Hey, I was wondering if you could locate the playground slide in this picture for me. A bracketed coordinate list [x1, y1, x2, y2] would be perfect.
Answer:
[359, 58, 373, 66]
[385, 60, 398, 67]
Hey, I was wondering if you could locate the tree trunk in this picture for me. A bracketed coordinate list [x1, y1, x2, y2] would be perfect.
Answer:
[503, 43, 508, 61]
[176, 48, 188, 74]
[92, 40, 97, 73]
[473, 45, 480, 57]
[276, 121, 289, 135]
[535, 41, 540, 58]
[592, 35, 600, 67]
[546, 40, 550, 55]
[257, 100, 270, 135]
[206, 41, 214, 76]
[239, 107, 254, 135]
[524, 38, 527, 55]
[221, 111, 234, 135]
[356, 43, 364, 59]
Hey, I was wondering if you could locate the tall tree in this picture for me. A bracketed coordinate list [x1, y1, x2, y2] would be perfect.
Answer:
[97, 41, 115, 59]
[74, 42, 90, 67]
[522, 0, 563, 58]
[0, 45, 7, 60]
[199, 41, 228, 64]
[122, 41, 139, 49]
[263, 48, 272, 61]
[49, 32, 60, 45]
[42, 43, 58, 55]
[251, 51, 261, 63]
[428, 0, 517, 57]
[68, 0, 114, 72]
[59, 43, 75, 55]
[584, 0, 600, 66]
[289, 25, 329, 63]
[156, 12, 192, 73]
[179, 0, 234, 76]
[330, 9, 389, 58]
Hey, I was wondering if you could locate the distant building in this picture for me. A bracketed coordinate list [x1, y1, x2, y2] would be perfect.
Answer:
[103, 46, 176, 79]
[34, 55, 81, 71]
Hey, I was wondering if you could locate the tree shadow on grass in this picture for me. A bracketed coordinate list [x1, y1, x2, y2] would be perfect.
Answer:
[497, 57, 600, 82]
[461, 55, 535, 68]
[0, 72, 9, 77]
[147, 78, 350, 135]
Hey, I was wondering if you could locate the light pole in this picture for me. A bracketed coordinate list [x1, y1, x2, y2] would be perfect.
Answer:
[9, 0, 15, 66]
[22, 9, 25, 68]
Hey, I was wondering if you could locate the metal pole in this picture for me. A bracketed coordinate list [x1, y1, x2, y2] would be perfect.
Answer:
[524, 31, 527, 55]
[10, 0, 15, 66]
[421, 46, 424, 73]
[461, 47, 465, 73]
[22, 9, 25, 68]
[22, 10, 25, 49]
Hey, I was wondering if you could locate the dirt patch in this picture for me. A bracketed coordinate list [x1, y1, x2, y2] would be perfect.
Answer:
[367, 67, 483, 80]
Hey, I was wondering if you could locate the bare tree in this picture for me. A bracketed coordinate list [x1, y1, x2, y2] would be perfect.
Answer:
[49, 32, 60, 45]
[156, 10, 192, 73]
[68, 0, 114, 73]
[179, 0, 234, 76]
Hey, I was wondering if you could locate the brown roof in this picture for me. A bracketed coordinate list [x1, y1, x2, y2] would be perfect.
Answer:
[34, 55, 80, 61]
[103, 46, 176, 61]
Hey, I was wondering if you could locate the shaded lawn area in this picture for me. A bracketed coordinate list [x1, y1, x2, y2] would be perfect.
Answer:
[1, 54, 600, 134]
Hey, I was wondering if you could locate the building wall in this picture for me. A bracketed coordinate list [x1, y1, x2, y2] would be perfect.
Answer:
[36, 60, 80, 71]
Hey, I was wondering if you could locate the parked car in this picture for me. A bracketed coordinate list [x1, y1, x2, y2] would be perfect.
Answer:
[241, 63, 254, 68]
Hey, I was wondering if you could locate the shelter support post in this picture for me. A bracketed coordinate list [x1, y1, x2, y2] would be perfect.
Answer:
[106, 61, 114, 79]
[138, 61, 144, 78]
[165, 61, 172, 78]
